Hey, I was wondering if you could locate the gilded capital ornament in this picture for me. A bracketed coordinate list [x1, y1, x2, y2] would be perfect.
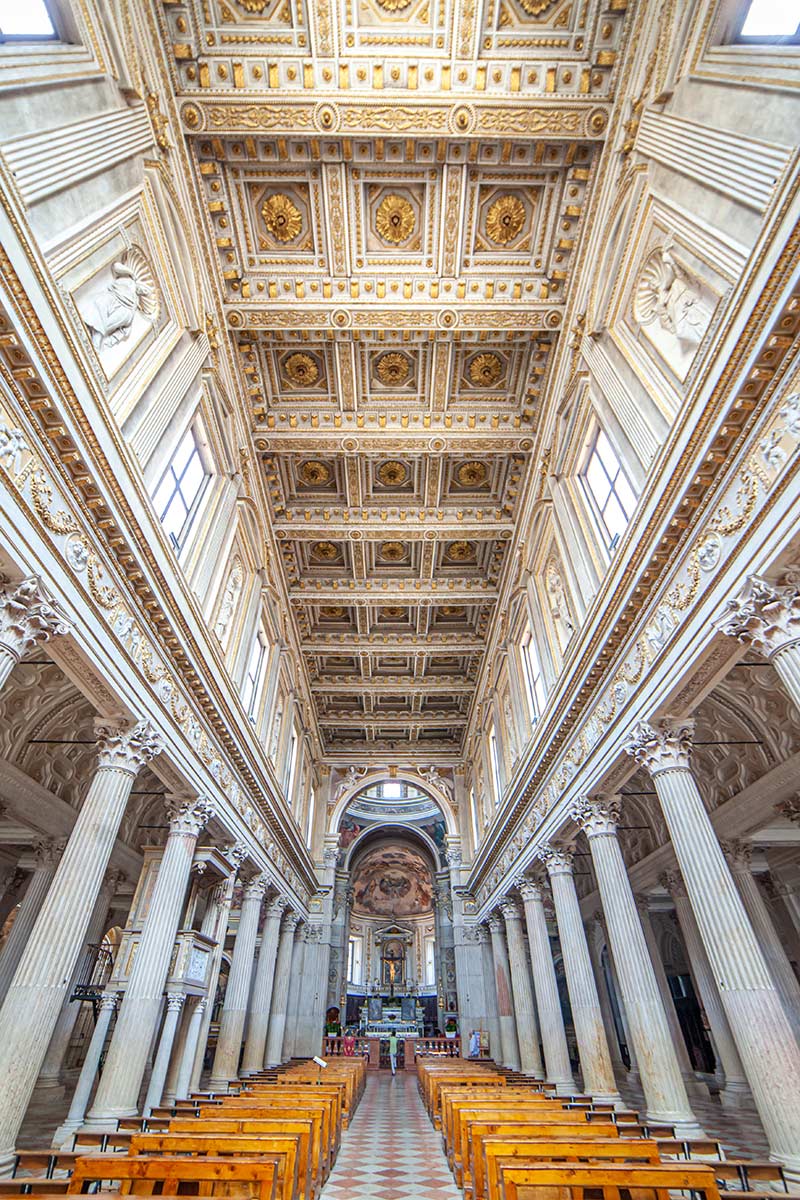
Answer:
[572, 793, 621, 839]
[166, 794, 215, 837]
[0, 575, 71, 662]
[625, 717, 694, 776]
[95, 717, 163, 775]
[536, 843, 574, 874]
[718, 570, 800, 658]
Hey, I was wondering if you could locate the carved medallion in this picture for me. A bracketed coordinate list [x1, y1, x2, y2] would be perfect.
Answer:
[440, 605, 466, 618]
[319, 605, 347, 620]
[468, 354, 504, 387]
[456, 460, 488, 486]
[298, 459, 332, 486]
[445, 540, 476, 562]
[382, 606, 407, 620]
[375, 352, 411, 386]
[517, 0, 559, 13]
[485, 194, 526, 245]
[311, 541, 341, 561]
[234, 0, 271, 10]
[261, 193, 303, 242]
[379, 541, 407, 561]
[375, 194, 416, 245]
[284, 352, 319, 386]
[375, 0, 413, 9]
[376, 460, 409, 487]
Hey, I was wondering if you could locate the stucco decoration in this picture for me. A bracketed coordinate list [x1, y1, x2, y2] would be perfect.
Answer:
[633, 237, 714, 377]
[80, 246, 159, 353]
[351, 844, 434, 917]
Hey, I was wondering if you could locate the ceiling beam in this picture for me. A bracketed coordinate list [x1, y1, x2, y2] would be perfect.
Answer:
[303, 635, 486, 653]
[274, 518, 513, 538]
[313, 677, 474, 694]
[291, 582, 498, 603]
[230, 302, 561, 333]
[254, 425, 535, 453]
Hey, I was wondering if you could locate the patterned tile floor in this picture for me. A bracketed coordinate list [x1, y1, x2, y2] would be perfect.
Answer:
[322, 1071, 462, 1200]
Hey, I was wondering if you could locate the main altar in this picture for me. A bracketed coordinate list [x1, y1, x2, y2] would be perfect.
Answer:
[359, 996, 424, 1038]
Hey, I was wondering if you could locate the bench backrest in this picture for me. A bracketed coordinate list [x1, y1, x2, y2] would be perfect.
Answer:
[68, 1154, 279, 1199]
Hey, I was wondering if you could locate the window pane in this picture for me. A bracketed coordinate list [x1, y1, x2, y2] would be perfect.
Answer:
[586, 455, 611, 506]
[171, 427, 196, 474]
[0, 0, 54, 35]
[594, 429, 619, 476]
[152, 472, 176, 517]
[161, 496, 188, 542]
[741, 0, 800, 35]
[615, 472, 637, 518]
[180, 453, 205, 503]
[603, 494, 628, 543]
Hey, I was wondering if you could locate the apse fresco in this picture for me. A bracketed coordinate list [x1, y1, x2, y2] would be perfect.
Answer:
[351, 845, 434, 917]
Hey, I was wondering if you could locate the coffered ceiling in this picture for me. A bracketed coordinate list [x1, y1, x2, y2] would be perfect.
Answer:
[164, 0, 630, 758]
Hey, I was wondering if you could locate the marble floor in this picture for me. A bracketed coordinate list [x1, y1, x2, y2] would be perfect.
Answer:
[321, 1071, 462, 1200]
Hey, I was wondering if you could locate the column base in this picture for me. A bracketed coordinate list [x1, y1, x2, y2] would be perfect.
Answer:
[719, 1080, 754, 1110]
[552, 1080, 577, 1097]
[34, 1078, 66, 1097]
[0, 1150, 16, 1179]
[51, 1121, 79, 1150]
[771, 1155, 800, 1189]
[82, 1109, 134, 1130]
[646, 1112, 705, 1138]
[682, 1073, 711, 1100]
[591, 1092, 623, 1107]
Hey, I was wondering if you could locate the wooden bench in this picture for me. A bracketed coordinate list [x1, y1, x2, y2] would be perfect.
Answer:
[480, 1138, 662, 1200]
[497, 1160, 723, 1200]
[67, 1154, 279, 1199]
[128, 1134, 301, 1200]
[170, 1115, 326, 1187]
[460, 1121, 623, 1200]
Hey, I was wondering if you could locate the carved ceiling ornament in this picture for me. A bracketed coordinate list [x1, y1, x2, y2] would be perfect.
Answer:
[375, 0, 414, 9]
[283, 352, 319, 387]
[468, 353, 505, 387]
[445, 540, 477, 562]
[516, 0, 560, 12]
[485, 194, 526, 245]
[379, 541, 407, 562]
[310, 540, 341, 561]
[298, 459, 332, 486]
[376, 459, 409, 487]
[456, 461, 488, 487]
[261, 192, 303, 243]
[375, 193, 416, 245]
[375, 352, 411, 386]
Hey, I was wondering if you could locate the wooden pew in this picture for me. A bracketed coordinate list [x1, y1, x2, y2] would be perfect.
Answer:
[497, 1160, 723, 1200]
[67, 1154, 279, 1199]
[460, 1121, 622, 1200]
[481, 1138, 662, 1200]
[200, 1101, 338, 1165]
[168, 1118, 320, 1195]
[128, 1134, 300, 1200]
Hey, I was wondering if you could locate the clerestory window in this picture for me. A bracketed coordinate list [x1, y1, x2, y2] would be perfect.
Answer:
[241, 631, 268, 721]
[737, 0, 800, 39]
[152, 423, 210, 551]
[0, 0, 56, 40]
[581, 426, 637, 552]
[520, 624, 547, 723]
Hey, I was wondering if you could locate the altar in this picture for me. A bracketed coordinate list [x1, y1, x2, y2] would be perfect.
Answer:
[360, 996, 424, 1038]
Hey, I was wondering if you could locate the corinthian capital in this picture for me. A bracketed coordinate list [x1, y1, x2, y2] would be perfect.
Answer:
[659, 869, 686, 899]
[516, 875, 544, 903]
[722, 839, 753, 872]
[0, 576, 71, 663]
[95, 717, 163, 775]
[625, 717, 694, 776]
[487, 912, 505, 934]
[166, 794, 215, 837]
[500, 897, 522, 921]
[537, 843, 575, 876]
[718, 570, 800, 658]
[572, 793, 621, 838]
[243, 872, 268, 902]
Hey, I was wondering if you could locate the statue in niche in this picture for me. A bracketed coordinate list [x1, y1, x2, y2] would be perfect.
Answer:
[214, 559, 243, 644]
[634, 237, 712, 352]
[81, 245, 159, 352]
[545, 556, 575, 651]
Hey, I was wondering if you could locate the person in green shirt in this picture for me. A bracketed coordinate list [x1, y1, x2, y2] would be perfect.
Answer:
[388, 1033, 398, 1076]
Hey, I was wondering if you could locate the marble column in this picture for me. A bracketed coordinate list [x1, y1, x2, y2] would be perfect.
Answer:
[538, 845, 620, 1103]
[585, 912, 632, 1085]
[661, 870, 751, 1108]
[0, 576, 71, 691]
[724, 840, 800, 1040]
[0, 869, 27, 932]
[478, 925, 502, 1062]
[283, 924, 308, 1058]
[573, 796, 701, 1134]
[265, 911, 300, 1066]
[0, 839, 63, 1004]
[87, 794, 213, 1124]
[51, 992, 118, 1147]
[635, 894, 708, 1099]
[487, 914, 520, 1070]
[296, 925, 324, 1057]
[0, 717, 161, 1169]
[175, 998, 206, 1099]
[210, 874, 268, 1087]
[500, 898, 543, 1077]
[241, 895, 285, 1074]
[143, 992, 185, 1114]
[720, 568, 800, 710]
[37, 869, 122, 1092]
[518, 878, 575, 1094]
[627, 718, 800, 1179]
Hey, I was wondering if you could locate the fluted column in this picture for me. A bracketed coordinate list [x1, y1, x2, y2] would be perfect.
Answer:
[143, 992, 185, 1115]
[241, 895, 285, 1073]
[538, 846, 620, 1103]
[265, 911, 300, 1066]
[0, 839, 63, 1004]
[573, 796, 701, 1133]
[210, 874, 268, 1087]
[724, 840, 800, 1041]
[627, 718, 800, 1179]
[0, 869, 27, 932]
[87, 794, 213, 1124]
[487, 914, 520, 1070]
[189, 848, 246, 1093]
[175, 999, 206, 1099]
[37, 869, 122, 1091]
[477, 925, 502, 1061]
[500, 899, 543, 1077]
[0, 576, 71, 691]
[661, 871, 751, 1108]
[51, 992, 118, 1147]
[720, 568, 800, 709]
[518, 878, 575, 1094]
[0, 717, 161, 1168]
[283, 924, 307, 1059]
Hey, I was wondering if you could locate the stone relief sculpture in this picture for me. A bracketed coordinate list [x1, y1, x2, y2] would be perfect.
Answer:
[633, 236, 713, 375]
[0, 425, 29, 475]
[214, 558, 243, 645]
[80, 245, 159, 353]
[545, 555, 575, 652]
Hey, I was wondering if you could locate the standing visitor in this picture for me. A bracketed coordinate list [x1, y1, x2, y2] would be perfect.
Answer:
[389, 1032, 398, 1075]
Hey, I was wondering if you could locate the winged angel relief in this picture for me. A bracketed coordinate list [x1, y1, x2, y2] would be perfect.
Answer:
[633, 237, 714, 377]
[81, 245, 160, 353]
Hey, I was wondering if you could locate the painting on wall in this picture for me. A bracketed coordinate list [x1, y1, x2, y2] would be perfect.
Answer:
[352, 844, 434, 918]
